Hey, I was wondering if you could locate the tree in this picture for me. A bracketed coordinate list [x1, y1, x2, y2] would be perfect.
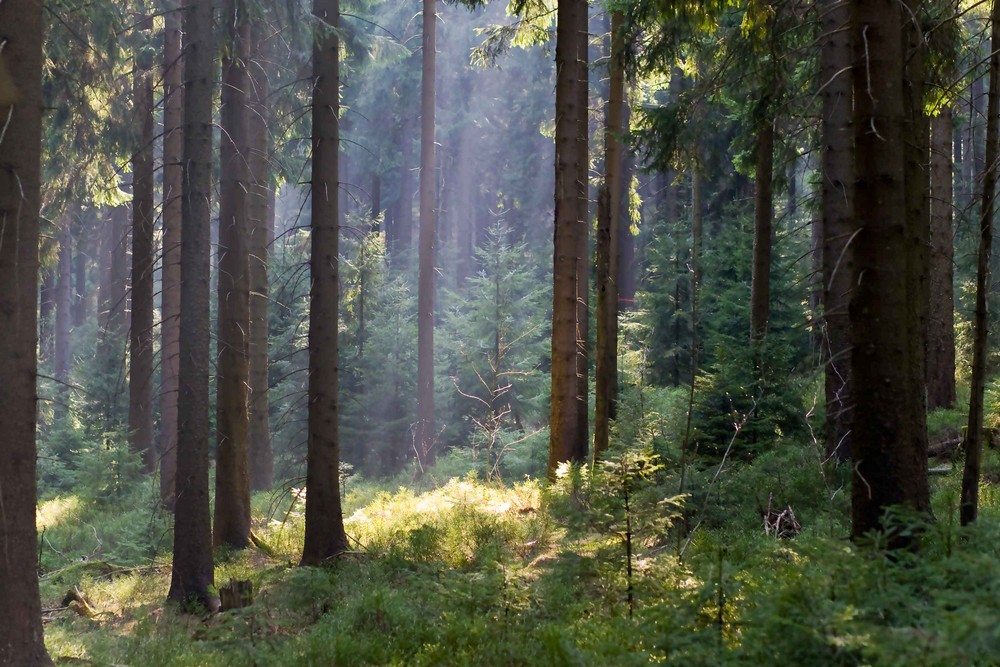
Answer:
[0, 0, 53, 660]
[849, 0, 932, 540]
[301, 0, 350, 564]
[416, 0, 438, 470]
[820, 0, 853, 461]
[54, 224, 73, 421]
[129, 23, 156, 473]
[168, 0, 218, 609]
[214, 0, 252, 550]
[961, 0, 1000, 526]
[594, 9, 625, 459]
[548, 0, 589, 476]
[160, 0, 184, 508]
[926, 108, 955, 411]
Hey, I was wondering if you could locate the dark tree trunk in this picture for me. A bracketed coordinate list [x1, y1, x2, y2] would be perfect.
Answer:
[821, 0, 854, 461]
[594, 10, 624, 460]
[750, 117, 774, 344]
[55, 226, 72, 421]
[168, 0, 218, 611]
[0, 0, 53, 658]
[301, 0, 350, 564]
[574, 0, 590, 457]
[159, 0, 184, 507]
[849, 0, 931, 541]
[39, 268, 54, 361]
[248, 23, 274, 492]
[214, 0, 252, 550]
[927, 109, 956, 411]
[548, 0, 588, 477]
[415, 0, 437, 470]
[130, 46, 156, 473]
[962, 0, 1000, 527]
[72, 225, 89, 328]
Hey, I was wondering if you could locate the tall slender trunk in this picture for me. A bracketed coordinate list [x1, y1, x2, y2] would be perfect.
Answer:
[821, 0, 853, 461]
[72, 224, 89, 328]
[39, 268, 54, 361]
[0, 0, 53, 658]
[415, 0, 437, 469]
[248, 23, 274, 492]
[575, 0, 591, 457]
[55, 226, 72, 421]
[302, 0, 350, 564]
[750, 117, 774, 344]
[849, 0, 931, 540]
[130, 40, 156, 472]
[168, 0, 217, 610]
[962, 0, 1000, 526]
[594, 10, 624, 460]
[159, 0, 184, 508]
[927, 109, 956, 410]
[548, 0, 588, 477]
[214, 0, 252, 549]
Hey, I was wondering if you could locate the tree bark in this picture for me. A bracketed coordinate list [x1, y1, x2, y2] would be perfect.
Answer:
[927, 109, 956, 411]
[548, 0, 588, 477]
[750, 117, 774, 344]
[160, 0, 184, 508]
[849, 0, 931, 541]
[0, 0, 53, 658]
[168, 0, 217, 610]
[301, 0, 350, 564]
[72, 221, 89, 328]
[594, 10, 624, 460]
[821, 0, 854, 461]
[214, 0, 252, 550]
[574, 0, 590, 457]
[248, 22, 274, 492]
[130, 44, 156, 473]
[962, 0, 1000, 526]
[415, 0, 438, 470]
[55, 225, 72, 421]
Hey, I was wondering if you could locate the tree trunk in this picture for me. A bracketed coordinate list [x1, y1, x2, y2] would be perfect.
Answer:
[39, 267, 54, 361]
[159, 0, 184, 508]
[301, 0, 350, 564]
[0, 0, 53, 658]
[962, 0, 1000, 526]
[821, 0, 853, 461]
[574, 0, 591, 458]
[750, 117, 774, 344]
[130, 44, 156, 473]
[109, 205, 130, 341]
[415, 0, 437, 470]
[927, 109, 956, 411]
[548, 0, 588, 477]
[54, 225, 72, 421]
[849, 0, 931, 541]
[72, 222, 89, 328]
[168, 0, 217, 610]
[248, 23, 274, 492]
[594, 10, 624, 460]
[214, 0, 252, 550]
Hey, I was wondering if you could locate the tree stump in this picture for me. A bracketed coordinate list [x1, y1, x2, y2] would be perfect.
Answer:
[219, 579, 254, 611]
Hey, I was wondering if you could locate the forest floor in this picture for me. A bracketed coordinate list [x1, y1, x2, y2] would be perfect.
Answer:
[38, 445, 1000, 666]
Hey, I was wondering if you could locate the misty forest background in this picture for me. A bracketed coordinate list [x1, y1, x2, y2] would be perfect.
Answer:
[5, 0, 1000, 664]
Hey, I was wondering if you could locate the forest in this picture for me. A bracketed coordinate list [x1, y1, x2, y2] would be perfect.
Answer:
[2, 0, 1000, 664]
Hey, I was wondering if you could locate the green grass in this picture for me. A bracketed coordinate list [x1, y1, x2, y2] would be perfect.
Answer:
[38, 449, 1000, 666]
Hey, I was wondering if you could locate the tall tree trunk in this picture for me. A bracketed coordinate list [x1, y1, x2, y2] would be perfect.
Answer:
[248, 23, 274, 492]
[594, 10, 624, 460]
[821, 0, 853, 461]
[849, 0, 931, 541]
[39, 268, 54, 361]
[415, 0, 437, 470]
[962, 0, 1000, 526]
[72, 222, 89, 328]
[750, 117, 774, 344]
[168, 0, 217, 610]
[548, 0, 588, 477]
[575, 0, 591, 457]
[302, 0, 350, 564]
[927, 109, 956, 411]
[214, 0, 252, 550]
[54, 226, 72, 421]
[0, 0, 53, 658]
[159, 0, 184, 508]
[130, 38, 156, 473]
